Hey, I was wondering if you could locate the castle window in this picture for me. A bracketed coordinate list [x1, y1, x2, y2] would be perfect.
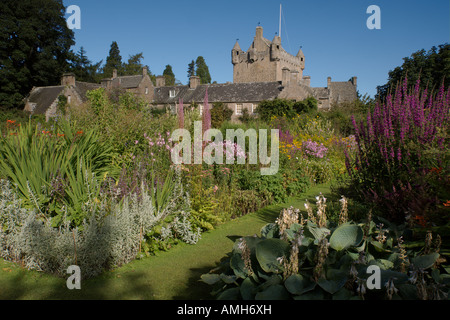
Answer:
[67, 95, 71, 103]
[235, 104, 243, 115]
[199, 104, 203, 116]
[169, 90, 176, 98]
[145, 87, 149, 95]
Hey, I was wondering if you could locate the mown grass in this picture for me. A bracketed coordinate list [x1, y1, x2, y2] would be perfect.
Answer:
[0, 184, 332, 300]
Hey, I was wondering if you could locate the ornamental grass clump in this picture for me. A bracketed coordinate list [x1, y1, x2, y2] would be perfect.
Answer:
[345, 78, 450, 224]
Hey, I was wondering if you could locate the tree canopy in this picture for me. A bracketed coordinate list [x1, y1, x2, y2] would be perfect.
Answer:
[103, 41, 123, 78]
[195, 56, 212, 84]
[377, 44, 450, 100]
[163, 65, 176, 86]
[0, 0, 75, 109]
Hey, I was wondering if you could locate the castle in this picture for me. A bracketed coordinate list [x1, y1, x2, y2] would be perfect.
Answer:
[24, 25, 358, 121]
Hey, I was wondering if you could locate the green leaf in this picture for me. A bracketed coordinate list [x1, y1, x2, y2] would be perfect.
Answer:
[255, 238, 290, 273]
[411, 253, 440, 270]
[332, 287, 354, 300]
[200, 273, 221, 285]
[255, 284, 290, 300]
[220, 273, 237, 284]
[329, 224, 364, 251]
[217, 287, 240, 300]
[284, 274, 316, 295]
[318, 269, 347, 295]
[261, 223, 278, 239]
[240, 277, 257, 300]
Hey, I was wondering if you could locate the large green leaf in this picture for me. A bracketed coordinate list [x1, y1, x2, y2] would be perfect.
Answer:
[255, 238, 290, 273]
[284, 274, 316, 295]
[411, 253, 440, 270]
[329, 224, 364, 251]
[255, 284, 290, 300]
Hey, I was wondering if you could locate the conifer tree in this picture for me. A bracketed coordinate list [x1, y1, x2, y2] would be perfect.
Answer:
[187, 60, 196, 80]
[163, 65, 176, 86]
[195, 56, 212, 84]
[103, 41, 123, 77]
[0, 0, 75, 108]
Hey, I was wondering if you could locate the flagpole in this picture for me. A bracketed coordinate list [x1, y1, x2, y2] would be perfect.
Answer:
[279, 4, 282, 39]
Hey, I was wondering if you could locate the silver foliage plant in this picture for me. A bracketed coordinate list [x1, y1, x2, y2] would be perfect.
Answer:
[0, 167, 190, 279]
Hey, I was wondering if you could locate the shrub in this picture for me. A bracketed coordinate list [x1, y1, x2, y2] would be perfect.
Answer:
[211, 102, 233, 128]
[0, 119, 118, 226]
[345, 78, 449, 224]
[0, 167, 189, 279]
[201, 197, 449, 300]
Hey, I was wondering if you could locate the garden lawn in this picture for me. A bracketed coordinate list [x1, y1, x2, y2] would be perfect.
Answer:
[0, 184, 332, 300]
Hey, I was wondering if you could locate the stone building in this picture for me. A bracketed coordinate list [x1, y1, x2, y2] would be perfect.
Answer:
[24, 25, 357, 121]
[153, 25, 357, 117]
[23, 73, 101, 121]
[101, 67, 154, 102]
[23, 67, 154, 119]
[153, 75, 283, 122]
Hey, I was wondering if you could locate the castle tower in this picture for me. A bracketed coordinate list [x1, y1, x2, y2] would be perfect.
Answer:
[232, 26, 304, 83]
[231, 40, 242, 65]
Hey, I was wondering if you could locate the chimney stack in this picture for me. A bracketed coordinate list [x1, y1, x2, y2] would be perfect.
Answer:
[61, 73, 76, 87]
[189, 76, 200, 89]
[156, 76, 166, 87]
[112, 69, 118, 79]
[327, 77, 332, 87]
[143, 66, 148, 76]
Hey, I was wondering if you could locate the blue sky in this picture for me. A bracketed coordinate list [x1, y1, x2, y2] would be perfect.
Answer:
[63, 0, 449, 97]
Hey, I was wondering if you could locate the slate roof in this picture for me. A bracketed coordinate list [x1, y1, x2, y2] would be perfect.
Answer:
[329, 82, 357, 103]
[110, 75, 144, 89]
[154, 82, 284, 105]
[74, 81, 102, 101]
[26, 86, 64, 114]
[26, 81, 101, 114]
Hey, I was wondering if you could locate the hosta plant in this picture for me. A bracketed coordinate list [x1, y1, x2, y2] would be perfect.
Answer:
[201, 196, 450, 300]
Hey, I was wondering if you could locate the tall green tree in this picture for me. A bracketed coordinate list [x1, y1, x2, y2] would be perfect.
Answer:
[103, 41, 123, 78]
[70, 47, 103, 83]
[123, 52, 144, 75]
[377, 44, 450, 100]
[163, 65, 175, 86]
[0, 0, 75, 109]
[187, 60, 196, 80]
[195, 56, 211, 84]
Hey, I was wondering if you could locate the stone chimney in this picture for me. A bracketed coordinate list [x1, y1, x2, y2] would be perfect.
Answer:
[189, 76, 200, 89]
[156, 76, 165, 87]
[143, 66, 148, 76]
[290, 71, 300, 85]
[351, 76, 357, 87]
[61, 73, 75, 87]
[303, 76, 311, 87]
[327, 77, 332, 87]
[112, 69, 118, 79]
[281, 67, 290, 86]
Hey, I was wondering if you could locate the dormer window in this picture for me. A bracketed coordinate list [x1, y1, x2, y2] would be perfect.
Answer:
[169, 90, 176, 98]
